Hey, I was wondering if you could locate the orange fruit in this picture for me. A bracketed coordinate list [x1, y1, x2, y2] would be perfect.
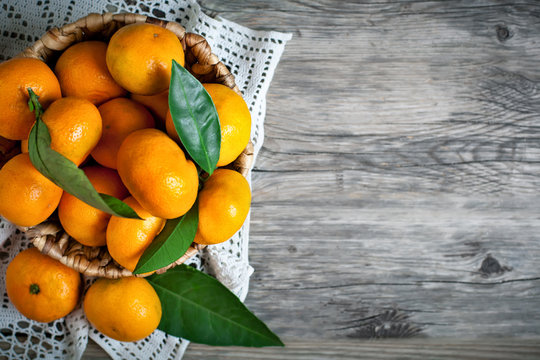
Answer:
[41, 97, 102, 166]
[106, 23, 185, 95]
[55, 41, 127, 105]
[203, 84, 251, 167]
[0, 153, 62, 227]
[131, 90, 169, 128]
[91, 98, 155, 169]
[106, 196, 166, 271]
[194, 169, 251, 245]
[117, 129, 198, 219]
[6, 248, 82, 323]
[21, 139, 28, 153]
[58, 166, 129, 247]
[84, 277, 161, 342]
[165, 109, 180, 142]
[0, 57, 61, 140]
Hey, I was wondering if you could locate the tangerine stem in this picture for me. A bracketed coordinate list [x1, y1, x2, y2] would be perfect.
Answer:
[29, 284, 40, 295]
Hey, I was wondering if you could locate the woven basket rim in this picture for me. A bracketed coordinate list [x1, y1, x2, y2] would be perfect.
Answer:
[14, 12, 254, 279]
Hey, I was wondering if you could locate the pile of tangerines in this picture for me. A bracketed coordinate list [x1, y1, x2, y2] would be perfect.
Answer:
[0, 23, 251, 342]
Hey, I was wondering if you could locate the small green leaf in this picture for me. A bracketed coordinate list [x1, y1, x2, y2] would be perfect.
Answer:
[133, 201, 199, 274]
[26, 89, 140, 219]
[148, 265, 284, 347]
[169, 60, 221, 175]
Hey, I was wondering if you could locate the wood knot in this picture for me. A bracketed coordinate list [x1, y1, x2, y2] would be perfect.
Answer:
[345, 309, 421, 339]
[495, 25, 512, 42]
[479, 254, 511, 277]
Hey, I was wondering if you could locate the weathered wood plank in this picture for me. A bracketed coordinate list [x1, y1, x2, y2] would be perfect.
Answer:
[198, 0, 540, 342]
[83, 340, 110, 360]
[246, 194, 540, 338]
[82, 338, 540, 360]
[184, 339, 540, 360]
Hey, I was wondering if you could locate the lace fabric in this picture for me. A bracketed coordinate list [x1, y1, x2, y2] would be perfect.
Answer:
[0, 1, 291, 358]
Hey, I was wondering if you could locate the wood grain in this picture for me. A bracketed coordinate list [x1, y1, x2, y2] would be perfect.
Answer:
[184, 339, 540, 360]
[82, 338, 540, 359]
[196, 0, 540, 342]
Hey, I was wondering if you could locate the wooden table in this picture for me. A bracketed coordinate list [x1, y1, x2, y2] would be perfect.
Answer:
[83, 1, 540, 358]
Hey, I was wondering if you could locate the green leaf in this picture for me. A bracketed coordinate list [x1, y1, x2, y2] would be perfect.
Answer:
[26, 89, 140, 219]
[148, 265, 284, 347]
[168, 60, 221, 175]
[133, 201, 199, 274]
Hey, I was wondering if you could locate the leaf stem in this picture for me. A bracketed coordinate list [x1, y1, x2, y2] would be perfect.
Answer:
[197, 165, 208, 184]
[27, 88, 44, 120]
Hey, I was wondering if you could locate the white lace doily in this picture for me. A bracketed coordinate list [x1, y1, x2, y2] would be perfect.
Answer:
[0, 1, 291, 359]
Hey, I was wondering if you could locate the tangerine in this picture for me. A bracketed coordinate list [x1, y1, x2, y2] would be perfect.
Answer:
[203, 83, 251, 167]
[194, 169, 251, 245]
[106, 23, 185, 95]
[0, 153, 62, 227]
[41, 97, 102, 166]
[116, 129, 198, 219]
[0, 57, 61, 140]
[106, 196, 166, 272]
[131, 90, 169, 128]
[55, 41, 126, 105]
[165, 109, 180, 143]
[58, 166, 129, 247]
[84, 277, 161, 342]
[91, 98, 155, 169]
[6, 248, 81, 323]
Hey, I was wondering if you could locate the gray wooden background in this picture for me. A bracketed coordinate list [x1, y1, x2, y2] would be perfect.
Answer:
[84, 0, 540, 358]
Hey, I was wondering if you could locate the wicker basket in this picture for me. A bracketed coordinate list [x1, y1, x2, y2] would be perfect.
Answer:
[10, 13, 254, 279]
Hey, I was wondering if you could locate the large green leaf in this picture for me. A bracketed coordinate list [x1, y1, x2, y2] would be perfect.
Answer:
[148, 265, 284, 347]
[168, 60, 221, 175]
[26, 89, 140, 219]
[133, 201, 199, 274]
